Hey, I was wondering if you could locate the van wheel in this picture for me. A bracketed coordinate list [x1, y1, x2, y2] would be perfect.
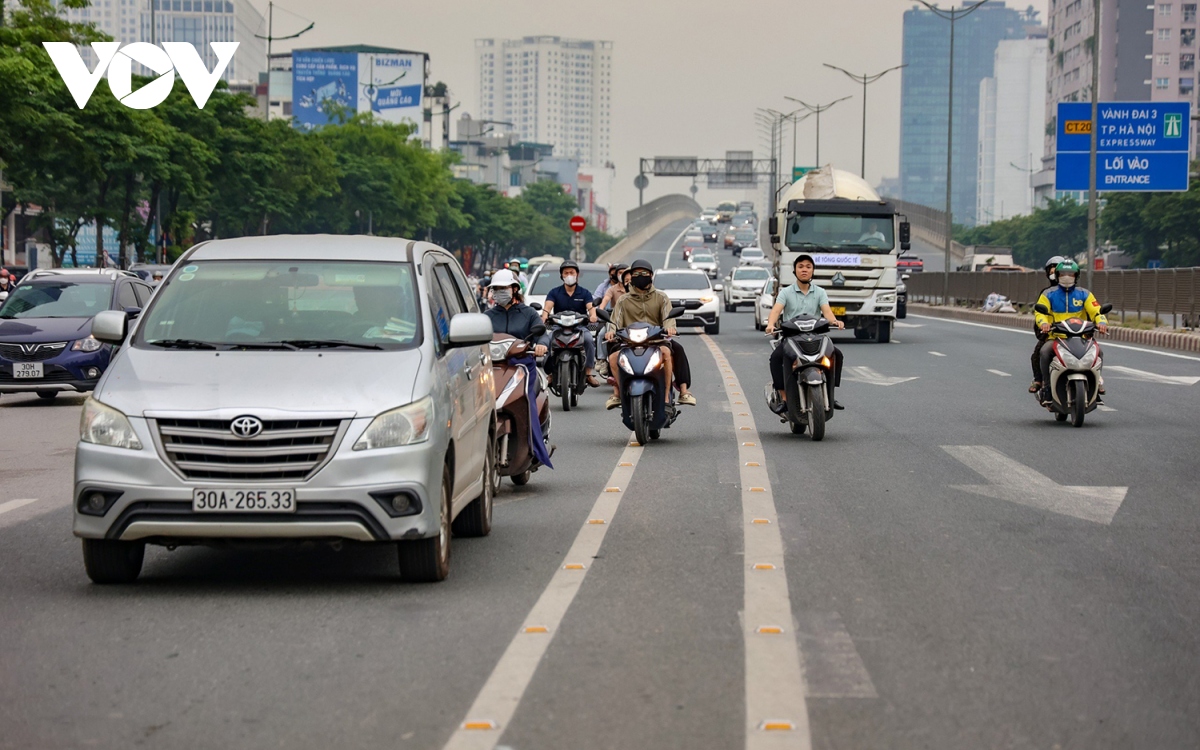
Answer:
[37, 391, 58, 400]
[82, 539, 145, 584]
[398, 465, 451, 582]
[453, 437, 495, 538]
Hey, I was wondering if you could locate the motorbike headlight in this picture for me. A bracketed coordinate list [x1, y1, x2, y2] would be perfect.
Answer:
[618, 352, 635, 374]
[489, 340, 514, 362]
[72, 336, 104, 352]
[80, 398, 143, 450]
[647, 350, 663, 371]
[353, 397, 433, 450]
[628, 328, 649, 344]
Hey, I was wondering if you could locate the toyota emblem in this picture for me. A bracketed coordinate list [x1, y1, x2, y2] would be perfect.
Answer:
[230, 416, 264, 439]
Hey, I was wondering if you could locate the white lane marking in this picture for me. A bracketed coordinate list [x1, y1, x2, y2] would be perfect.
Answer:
[794, 612, 877, 699]
[986, 369, 1012, 377]
[1097, 404, 1117, 412]
[1105, 365, 1200, 386]
[0, 498, 40, 516]
[928, 351, 946, 357]
[842, 366, 919, 387]
[943, 445, 1127, 525]
[443, 440, 644, 750]
[661, 224, 692, 270]
[910, 313, 1200, 362]
[889, 339, 902, 344]
[894, 322, 924, 328]
[701, 334, 811, 750]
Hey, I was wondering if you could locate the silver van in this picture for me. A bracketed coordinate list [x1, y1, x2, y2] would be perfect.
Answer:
[74, 236, 498, 584]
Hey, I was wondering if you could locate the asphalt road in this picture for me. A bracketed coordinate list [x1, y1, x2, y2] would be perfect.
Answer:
[3, 222, 1200, 749]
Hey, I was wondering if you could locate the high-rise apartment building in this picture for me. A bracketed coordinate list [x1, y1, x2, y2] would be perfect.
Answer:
[1034, 0, 1198, 205]
[475, 36, 613, 168]
[53, 0, 266, 86]
[900, 2, 1035, 226]
[977, 38, 1048, 223]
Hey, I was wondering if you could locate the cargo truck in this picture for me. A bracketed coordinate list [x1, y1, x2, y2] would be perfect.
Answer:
[768, 167, 910, 343]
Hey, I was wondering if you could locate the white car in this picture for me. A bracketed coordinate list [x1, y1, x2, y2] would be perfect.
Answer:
[700, 208, 719, 223]
[739, 247, 768, 266]
[722, 265, 771, 312]
[654, 269, 721, 335]
[688, 251, 719, 279]
[754, 276, 777, 331]
[525, 261, 609, 311]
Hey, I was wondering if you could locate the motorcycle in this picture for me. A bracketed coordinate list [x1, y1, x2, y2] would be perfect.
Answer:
[546, 310, 590, 411]
[489, 333, 554, 486]
[596, 306, 686, 445]
[1033, 303, 1112, 427]
[765, 315, 836, 440]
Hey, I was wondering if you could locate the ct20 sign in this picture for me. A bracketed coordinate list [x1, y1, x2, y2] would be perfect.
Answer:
[43, 42, 239, 110]
[1055, 101, 1192, 191]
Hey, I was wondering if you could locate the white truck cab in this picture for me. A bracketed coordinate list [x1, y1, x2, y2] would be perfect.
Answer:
[768, 167, 910, 343]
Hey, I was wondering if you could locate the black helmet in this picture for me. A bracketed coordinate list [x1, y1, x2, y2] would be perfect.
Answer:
[612, 262, 629, 272]
[560, 260, 580, 276]
[630, 259, 654, 273]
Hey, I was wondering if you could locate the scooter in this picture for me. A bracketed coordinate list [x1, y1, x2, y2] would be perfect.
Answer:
[596, 306, 685, 445]
[546, 310, 590, 412]
[490, 333, 553, 486]
[1033, 303, 1112, 427]
[765, 315, 836, 440]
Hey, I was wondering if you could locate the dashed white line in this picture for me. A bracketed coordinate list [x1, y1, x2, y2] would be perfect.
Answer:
[986, 369, 1012, 377]
[0, 498, 39, 516]
[928, 351, 947, 357]
[660, 224, 692, 270]
[442, 440, 644, 750]
[702, 334, 812, 750]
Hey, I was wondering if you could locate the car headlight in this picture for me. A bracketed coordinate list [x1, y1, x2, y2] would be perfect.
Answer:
[628, 328, 649, 344]
[618, 352, 635, 374]
[353, 397, 433, 450]
[80, 397, 143, 450]
[72, 336, 104, 352]
[875, 292, 896, 304]
[699, 295, 715, 304]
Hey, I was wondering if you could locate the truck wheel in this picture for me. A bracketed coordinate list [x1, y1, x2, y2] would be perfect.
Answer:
[82, 539, 145, 584]
[453, 437, 495, 538]
[876, 321, 891, 344]
[854, 327, 870, 340]
[398, 464, 451, 582]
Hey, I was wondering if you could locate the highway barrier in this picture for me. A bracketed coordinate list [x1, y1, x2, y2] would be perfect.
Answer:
[596, 195, 700, 264]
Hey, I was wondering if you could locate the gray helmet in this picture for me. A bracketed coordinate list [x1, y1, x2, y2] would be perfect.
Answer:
[1044, 255, 1065, 277]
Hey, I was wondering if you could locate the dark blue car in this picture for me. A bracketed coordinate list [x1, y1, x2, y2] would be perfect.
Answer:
[0, 270, 154, 401]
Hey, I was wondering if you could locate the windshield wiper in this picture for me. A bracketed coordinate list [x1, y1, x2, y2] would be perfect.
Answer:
[275, 339, 385, 351]
[148, 338, 220, 350]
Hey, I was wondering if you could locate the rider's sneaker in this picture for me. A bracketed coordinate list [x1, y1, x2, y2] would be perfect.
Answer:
[677, 393, 697, 406]
[605, 395, 621, 410]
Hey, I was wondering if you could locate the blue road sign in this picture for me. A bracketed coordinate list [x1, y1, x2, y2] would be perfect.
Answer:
[1055, 101, 1191, 191]
[1148, 259, 1164, 269]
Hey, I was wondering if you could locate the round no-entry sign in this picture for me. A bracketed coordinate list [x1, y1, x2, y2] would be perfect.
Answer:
[569, 215, 587, 233]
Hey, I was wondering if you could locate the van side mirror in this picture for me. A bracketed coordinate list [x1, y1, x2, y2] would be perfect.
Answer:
[767, 216, 778, 236]
[91, 310, 129, 344]
[899, 221, 911, 251]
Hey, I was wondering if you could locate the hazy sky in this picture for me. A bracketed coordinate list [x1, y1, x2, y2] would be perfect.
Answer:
[253, 0, 1049, 230]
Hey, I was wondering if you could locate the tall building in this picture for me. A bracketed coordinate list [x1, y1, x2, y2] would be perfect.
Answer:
[1033, 0, 1199, 205]
[475, 36, 613, 168]
[53, 0, 266, 86]
[899, 2, 1034, 226]
[977, 38, 1048, 223]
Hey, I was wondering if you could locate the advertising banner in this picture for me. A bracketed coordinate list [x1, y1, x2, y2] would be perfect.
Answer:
[292, 50, 424, 136]
[357, 52, 423, 134]
[292, 51, 358, 130]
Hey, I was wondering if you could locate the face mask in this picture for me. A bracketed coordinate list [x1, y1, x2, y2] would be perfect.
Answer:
[631, 276, 653, 290]
[1059, 275, 1076, 289]
[492, 289, 513, 306]
[563, 275, 578, 286]
[623, 283, 631, 291]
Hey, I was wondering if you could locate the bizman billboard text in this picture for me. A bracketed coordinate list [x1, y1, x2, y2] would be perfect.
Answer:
[292, 50, 424, 134]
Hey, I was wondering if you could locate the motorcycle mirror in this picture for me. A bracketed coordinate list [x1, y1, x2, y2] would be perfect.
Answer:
[594, 308, 612, 324]
[1099, 303, 1113, 315]
[1034, 303, 1050, 315]
[529, 302, 542, 311]
[667, 305, 686, 319]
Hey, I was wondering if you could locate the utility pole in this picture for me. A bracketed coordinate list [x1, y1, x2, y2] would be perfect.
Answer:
[785, 96, 851, 167]
[823, 63, 907, 178]
[912, 0, 990, 304]
[1086, 0, 1101, 288]
[254, 3, 314, 119]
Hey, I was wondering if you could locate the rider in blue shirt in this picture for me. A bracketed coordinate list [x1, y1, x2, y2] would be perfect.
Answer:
[541, 260, 600, 386]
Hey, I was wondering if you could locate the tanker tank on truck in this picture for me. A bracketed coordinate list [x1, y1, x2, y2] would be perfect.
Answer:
[767, 166, 910, 343]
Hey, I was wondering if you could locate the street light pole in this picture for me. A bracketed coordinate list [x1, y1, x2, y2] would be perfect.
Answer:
[785, 96, 851, 167]
[912, 0, 990, 304]
[1086, 0, 1101, 288]
[823, 63, 907, 178]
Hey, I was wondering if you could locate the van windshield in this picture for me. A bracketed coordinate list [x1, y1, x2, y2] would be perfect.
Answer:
[786, 213, 895, 253]
[137, 261, 420, 350]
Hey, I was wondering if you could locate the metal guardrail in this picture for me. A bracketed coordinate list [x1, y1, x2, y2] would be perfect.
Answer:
[905, 268, 1200, 325]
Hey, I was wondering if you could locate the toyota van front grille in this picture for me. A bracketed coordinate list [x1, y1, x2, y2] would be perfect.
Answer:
[154, 417, 345, 481]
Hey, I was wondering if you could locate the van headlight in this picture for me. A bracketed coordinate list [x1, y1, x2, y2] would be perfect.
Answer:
[354, 397, 433, 450]
[80, 398, 143, 450]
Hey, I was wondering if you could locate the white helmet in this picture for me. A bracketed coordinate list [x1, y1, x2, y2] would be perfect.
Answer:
[489, 269, 519, 288]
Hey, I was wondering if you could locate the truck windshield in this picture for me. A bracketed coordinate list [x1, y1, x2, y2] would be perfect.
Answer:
[786, 213, 895, 253]
[137, 260, 421, 350]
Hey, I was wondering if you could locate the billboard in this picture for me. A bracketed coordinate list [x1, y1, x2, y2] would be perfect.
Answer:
[1055, 101, 1191, 192]
[292, 50, 424, 135]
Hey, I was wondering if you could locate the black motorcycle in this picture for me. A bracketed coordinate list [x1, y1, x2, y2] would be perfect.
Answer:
[546, 310, 591, 411]
[596, 307, 685, 445]
[768, 315, 836, 440]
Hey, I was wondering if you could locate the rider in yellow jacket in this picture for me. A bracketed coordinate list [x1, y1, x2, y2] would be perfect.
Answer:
[1033, 260, 1108, 402]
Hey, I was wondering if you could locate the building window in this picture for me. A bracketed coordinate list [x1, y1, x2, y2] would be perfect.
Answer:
[1158, 52, 1172, 65]
[1155, 76, 1171, 88]
[1182, 53, 1196, 70]
[1157, 28, 1172, 41]
[1185, 3, 1197, 21]
[1183, 28, 1196, 45]
[1159, 3, 1172, 15]
[1182, 77, 1195, 94]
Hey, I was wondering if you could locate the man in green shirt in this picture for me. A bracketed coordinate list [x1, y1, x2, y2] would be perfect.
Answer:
[765, 254, 845, 411]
